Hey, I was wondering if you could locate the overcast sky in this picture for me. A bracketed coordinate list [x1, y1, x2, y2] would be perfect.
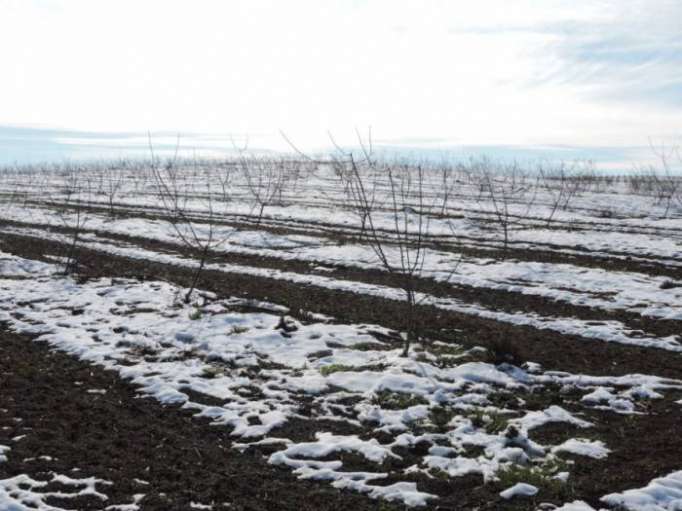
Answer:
[1, 0, 681, 151]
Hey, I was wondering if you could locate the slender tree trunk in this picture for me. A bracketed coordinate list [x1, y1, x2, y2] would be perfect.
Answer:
[63, 228, 80, 276]
[401, 288, 416, 357]
[256, 203, 266, 226]
[185, 245, 210, 304]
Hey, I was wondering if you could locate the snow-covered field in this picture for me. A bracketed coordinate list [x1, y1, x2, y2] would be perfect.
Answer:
[0, 159, 681, 510]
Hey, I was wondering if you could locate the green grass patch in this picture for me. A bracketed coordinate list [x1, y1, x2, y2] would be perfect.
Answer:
[320, 364, 356, 376]
[371, 390, 429, 410]
[466, 408, 510, 434]
[496, 459, 574, 500]
[428, 405, 458, 431]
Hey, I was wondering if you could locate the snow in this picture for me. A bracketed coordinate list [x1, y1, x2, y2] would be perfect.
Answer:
[582, 387, 638, 414]
[513, 406, 593, 431]
[601, 470, 682, 510]
[4, 203, 682, 323]
[4, 161, 682, 348]
[271, 432, 398, 464]
[553, 502, 601, 511]
[0, 445, 9, 463]
[0, 473, 111, 511]
[190, 503, 213, 510]
[0, 420, 145, 511]
[550, 470, 682, 510]
[552, 439, 610, 459]
[104, 493, 146, 511]
[7, 223, 681, 354]
[0, 165, 682, 511]
[5, 164, 678, 271]
[352, 481, 436, 507]
[499, 482, 538, 499]
[0, 250, 55, 278]
[0, 249, 678, 507]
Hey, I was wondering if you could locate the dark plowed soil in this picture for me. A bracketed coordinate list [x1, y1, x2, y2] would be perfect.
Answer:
[0, 328, 404, 511]
[12, 201, 682, 279]
[2, 230, 681, 381]
[2, 216, 681, 341]
[2, 310, 682, 511]
[2, 233, 682, 510]
[531, 396, 682, 509]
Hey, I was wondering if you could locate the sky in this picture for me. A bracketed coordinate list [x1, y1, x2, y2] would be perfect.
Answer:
[1, 0, 681, 161]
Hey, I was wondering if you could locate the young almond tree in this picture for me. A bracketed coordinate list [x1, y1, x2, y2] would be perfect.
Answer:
[649, 141, 682, 218]
[473, 159, 538, 258]
[52, 166, 92, 275]
[101, 163, 126, 217]
[333, 156, 381, 240]
[345, 154, 440, 357]
[150, 138, 230, 304]
[537, 161, 588, 227]
[240, 157, 288, 226]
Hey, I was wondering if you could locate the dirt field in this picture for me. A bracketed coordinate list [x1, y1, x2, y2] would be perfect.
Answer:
[1, 161, 681, 510]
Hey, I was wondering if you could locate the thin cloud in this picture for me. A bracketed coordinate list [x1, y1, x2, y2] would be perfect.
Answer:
[525, 2, 682, 109]
[1, 0, 679, 147]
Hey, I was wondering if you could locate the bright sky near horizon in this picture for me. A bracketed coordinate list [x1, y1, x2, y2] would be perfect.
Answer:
[1, 0, 681, 151]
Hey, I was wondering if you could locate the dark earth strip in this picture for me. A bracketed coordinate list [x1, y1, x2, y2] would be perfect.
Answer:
[16, 200, 682, 279]
[1, 218, 680, 341]
[1, 231, 681, 382]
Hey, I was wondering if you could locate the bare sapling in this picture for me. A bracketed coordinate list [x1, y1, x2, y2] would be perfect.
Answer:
[537, 163, 564, 227]
[240, 157, 287, 226]
[537, 161, 587, 227]
[474, 159, 538, 257]
[0, 165, 20, 215]
[333, 155, 381, 240]
[53, 167, 92, 275]
[215, 160, 234, 206]
[22, 165, 47, 208]
[102, 164, 125, 217]
[149, 136, 230, 304]
[346, 153, 443, 357]
[439, 161, 461, 216]
[648, 141, 682, 218]
[328, 131, 384, 241]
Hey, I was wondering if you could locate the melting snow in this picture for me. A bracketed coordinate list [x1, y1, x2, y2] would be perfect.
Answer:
[1, 252, 681, 507]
